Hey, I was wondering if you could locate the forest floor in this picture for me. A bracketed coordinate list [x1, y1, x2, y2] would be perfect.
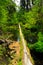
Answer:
[8, 41, 20, 65]
[0, 41, 20, 65]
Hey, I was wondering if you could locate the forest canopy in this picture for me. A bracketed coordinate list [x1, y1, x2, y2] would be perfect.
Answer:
[0, 0, 43, 53]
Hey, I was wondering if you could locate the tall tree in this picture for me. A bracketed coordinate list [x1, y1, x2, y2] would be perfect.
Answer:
[20, 0, 33, 10]
[20, 0, 25, 9]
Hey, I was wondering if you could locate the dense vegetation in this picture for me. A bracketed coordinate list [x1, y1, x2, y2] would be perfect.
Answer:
[0, 0, 43, 65]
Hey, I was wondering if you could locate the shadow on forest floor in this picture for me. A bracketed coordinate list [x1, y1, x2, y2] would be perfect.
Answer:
[30, 50, 43, 65]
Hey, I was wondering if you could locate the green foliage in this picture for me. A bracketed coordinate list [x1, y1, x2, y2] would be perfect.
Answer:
[0, 45, 6, 56]
[38, 32, 43, 42]
[0, 0, 18, 40]
[0, 0, 12, 6]
[28, 32, 43, 53]
[0, 0, 43, 53]
[32, 41, 43, 52]
[28, 41, 43, 53]
[18, 61, 22, 65]
[0, 6, 8, 24]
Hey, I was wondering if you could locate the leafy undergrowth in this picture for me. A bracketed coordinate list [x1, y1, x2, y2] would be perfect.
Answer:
[27, 32, 43, 53]
[27, 43, 43, 65]
[0, 45, 9, 65]
[0, 41, 23, 65]
[27, 32, 43, 65]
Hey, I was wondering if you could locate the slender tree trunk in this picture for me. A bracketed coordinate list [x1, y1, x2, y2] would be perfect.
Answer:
[26, 0, 30, 10]
[20, 0, 25, 9]
[20, 0, 33, 10]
